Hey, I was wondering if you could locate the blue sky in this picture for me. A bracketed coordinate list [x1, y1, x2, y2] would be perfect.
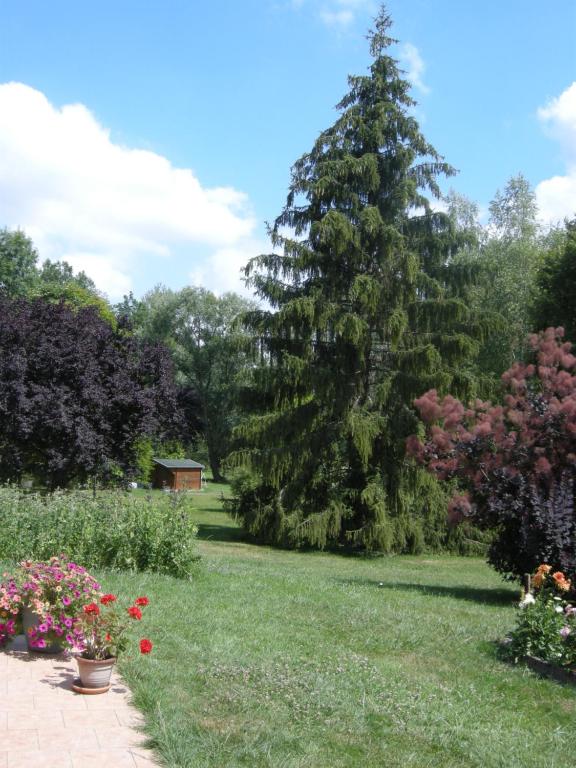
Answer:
[0, 0, 575, 300]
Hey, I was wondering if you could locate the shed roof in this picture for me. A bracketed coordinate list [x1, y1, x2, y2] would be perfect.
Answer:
[153, 458, 205, 470]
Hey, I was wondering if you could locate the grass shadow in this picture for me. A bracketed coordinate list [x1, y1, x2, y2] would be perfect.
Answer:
[335, 577, 517, 606]
[196, 523, 246, 544]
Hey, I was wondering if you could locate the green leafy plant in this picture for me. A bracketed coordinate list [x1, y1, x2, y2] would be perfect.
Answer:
[0, 488, 200, 578]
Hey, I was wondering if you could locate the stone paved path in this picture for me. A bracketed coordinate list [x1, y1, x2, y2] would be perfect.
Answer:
[0, 636, 161, 767]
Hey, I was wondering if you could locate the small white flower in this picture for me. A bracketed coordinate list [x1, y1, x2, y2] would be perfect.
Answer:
[555, 605, 565, 613]
[519, 593, 535, 608]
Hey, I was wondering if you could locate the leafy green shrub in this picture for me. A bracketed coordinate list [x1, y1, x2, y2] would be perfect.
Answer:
[0, 487, 199, 578]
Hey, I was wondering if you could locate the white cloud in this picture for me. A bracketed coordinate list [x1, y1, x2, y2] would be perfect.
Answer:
[536, 174, 576, 225]
[295, 0, 373, 29]
[537, 82, 576, 161]
[62, 253, 133, 300]
[189, 237, 278, 298]
[0, 82, 258, 299]
[399, 43, 430, 95]
[536, 82, 576, 225]
[320, 8, 354, 28]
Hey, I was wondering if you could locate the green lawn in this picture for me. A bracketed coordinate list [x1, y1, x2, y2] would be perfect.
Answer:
[132, 481, 244, 543]
[91, 484, 576, 768]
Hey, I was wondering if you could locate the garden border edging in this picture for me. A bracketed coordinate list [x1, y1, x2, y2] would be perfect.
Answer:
[523, 654, 576, 686]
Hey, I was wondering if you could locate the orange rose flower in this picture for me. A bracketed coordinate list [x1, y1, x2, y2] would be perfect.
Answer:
[536, 564, 552, 574]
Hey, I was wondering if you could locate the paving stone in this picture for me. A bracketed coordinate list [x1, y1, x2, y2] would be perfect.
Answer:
[131, 748, 161, 767]
[33, 693, 89, 710]
[63, 709, 123, 729]
[1, 642, 160, 766]
[0, 729, 39, 752]
[115, 709, 145, 728]
[70, 748, 137, 767]
[37, 726, 99, 751]
[95, 725, 145, 749]
[7, 710, 65, 731]
[6, 749, 73, 768]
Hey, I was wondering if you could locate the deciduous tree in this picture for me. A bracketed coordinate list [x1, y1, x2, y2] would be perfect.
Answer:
[409, 328, 576, 581]
[530, 219, 576, 340]
[450, 175, 544, 376]
[0, 227, 114, 320]
[0, 297, 179, 488]
[0, 228, 38, 297]
[136, 286, 256, 481]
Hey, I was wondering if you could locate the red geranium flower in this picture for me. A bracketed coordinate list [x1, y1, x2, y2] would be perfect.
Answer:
[100, 594, 117, 605]
[128, 606, 142, 620]
[83, 603, 100, 616]
[139, 638, 153, 654]
[135, 596, 149, 607]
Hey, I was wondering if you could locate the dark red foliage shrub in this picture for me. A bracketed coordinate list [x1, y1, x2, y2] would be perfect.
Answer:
[0, 297, 180, 488]
[408, 327, 576, 581]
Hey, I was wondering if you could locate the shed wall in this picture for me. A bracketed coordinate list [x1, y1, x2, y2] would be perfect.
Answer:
[152, 466, 202, 490]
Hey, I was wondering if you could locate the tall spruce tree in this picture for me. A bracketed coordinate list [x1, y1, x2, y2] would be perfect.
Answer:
[229, 8, 490, 551]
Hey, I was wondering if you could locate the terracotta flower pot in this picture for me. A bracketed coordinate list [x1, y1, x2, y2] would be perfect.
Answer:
[75, 655, 117, 693]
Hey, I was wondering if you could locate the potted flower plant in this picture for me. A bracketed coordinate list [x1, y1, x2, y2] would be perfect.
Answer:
[68, 593, 153, 693]
[16, 555, 101, 652]
[0, 574, 22, 647]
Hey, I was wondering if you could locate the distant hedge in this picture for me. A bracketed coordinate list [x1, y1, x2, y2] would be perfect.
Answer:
[0, 488, 199, 578]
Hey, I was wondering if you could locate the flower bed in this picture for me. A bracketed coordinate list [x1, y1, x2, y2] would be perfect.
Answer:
[503, 564, 576, 678]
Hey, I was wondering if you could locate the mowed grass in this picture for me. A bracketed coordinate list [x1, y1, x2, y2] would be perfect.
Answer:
[85, 483, 576, 767]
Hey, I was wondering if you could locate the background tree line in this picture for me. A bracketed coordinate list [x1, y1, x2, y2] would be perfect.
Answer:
[0, 7, 574, 562]
[0, 228, 256, 487]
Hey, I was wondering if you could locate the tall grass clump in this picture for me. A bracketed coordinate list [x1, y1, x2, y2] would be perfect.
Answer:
[0, 487, 199, 578]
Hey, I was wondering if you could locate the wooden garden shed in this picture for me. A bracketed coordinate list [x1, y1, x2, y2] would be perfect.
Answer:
[152, 458, 205, 491]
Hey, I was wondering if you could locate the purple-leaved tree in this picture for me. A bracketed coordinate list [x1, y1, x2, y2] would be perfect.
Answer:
[408, 328, 576, 581]
[0, 297, 179, 489]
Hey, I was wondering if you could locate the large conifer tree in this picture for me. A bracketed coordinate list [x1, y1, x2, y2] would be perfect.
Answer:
[229, 8, 489, 551]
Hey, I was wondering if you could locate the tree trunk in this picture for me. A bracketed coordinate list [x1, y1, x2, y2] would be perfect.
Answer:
[208, 448, 225, 484]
